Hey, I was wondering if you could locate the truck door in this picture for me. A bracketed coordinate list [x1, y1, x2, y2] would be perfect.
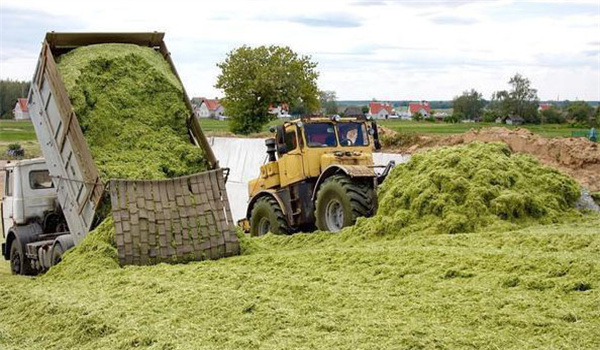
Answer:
[2, 169, 14, 236]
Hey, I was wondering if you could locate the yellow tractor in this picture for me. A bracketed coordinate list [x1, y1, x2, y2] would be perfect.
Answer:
[241, 115, 395, 236]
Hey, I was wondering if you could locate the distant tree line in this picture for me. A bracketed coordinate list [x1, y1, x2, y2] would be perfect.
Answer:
[0, 79, 30, 119]
[452, 73, 599, 127]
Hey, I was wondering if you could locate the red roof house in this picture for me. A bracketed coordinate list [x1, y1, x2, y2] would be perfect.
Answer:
[13, 98, 30, 120]
[369, 102, 393, 119]
[196, 98, 225, 119]
[408, 101, 431, 116]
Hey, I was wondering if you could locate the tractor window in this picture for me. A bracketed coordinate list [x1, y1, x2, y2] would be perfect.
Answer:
[305, 123, 337, 147]
[337, 123, 369, 147]
[285, 130, 297, 151]
[29, 170, 54, 190]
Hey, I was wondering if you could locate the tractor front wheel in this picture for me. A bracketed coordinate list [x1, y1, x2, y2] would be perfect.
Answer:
[250, 197, 290, 236]
[315, 175, 376, 232]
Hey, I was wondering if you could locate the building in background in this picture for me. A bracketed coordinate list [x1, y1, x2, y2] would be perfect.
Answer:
[13, 98, 30, 120]
[408, 101, 431, 117]
[369, 101, 393, 119]
[195, 97, 226, 119]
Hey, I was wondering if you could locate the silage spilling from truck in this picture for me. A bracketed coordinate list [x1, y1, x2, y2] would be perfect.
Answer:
[8, 33, 239, 275]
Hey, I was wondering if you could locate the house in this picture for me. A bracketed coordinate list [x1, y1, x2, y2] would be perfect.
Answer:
[538, 103, 552, 112]
[369, 102, 393, 119]
[408, 101, 431, 117]
[196, 98, 225, 119]
[505, 115, 524, 125]
[396, 107, 412, 120]
[433, 111, 448, 121]
[269, 103, 290, 118]
[13, 98, 30, 120]
[343, 106, 363, 117]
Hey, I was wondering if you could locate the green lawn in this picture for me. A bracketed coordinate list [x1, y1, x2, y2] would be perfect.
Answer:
[0, 120, 41, 159]
[0, 120, 37, 141]
[199, 118, 590, 138]
[0, 218, 598, 350]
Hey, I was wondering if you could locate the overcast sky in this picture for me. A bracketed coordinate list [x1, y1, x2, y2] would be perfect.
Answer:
[1, 0, 599, 101]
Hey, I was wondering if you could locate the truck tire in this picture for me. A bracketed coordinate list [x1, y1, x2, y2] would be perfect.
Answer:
[250, 197, 289, 236]
[9, 240, 35, 276]
[315, 175, 376, 232]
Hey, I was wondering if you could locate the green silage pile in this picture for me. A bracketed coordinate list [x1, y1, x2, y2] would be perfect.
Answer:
[45, 218, 118, 280]
[352, 142, 582, 237]
[57, 43, 207, 180]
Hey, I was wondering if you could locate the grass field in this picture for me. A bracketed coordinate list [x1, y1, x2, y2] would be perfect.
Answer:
[0, 120, 41, 159]
[0, 218, 599, 350]
[198, 118, 589, 138]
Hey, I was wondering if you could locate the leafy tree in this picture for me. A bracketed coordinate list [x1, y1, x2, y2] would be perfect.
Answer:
[361, 105, 369, 114]
[452, 89, 485, 120]
[540, 106, 565, 124]
[490, 74, 539, 123]
[595, 106, 600, 127]
[0, 79, 30, 119]
[319, 90, 338, 115]
[215, 45, 320, 134]
[566, 101, 594, 125]
[508, 74, 539, 122]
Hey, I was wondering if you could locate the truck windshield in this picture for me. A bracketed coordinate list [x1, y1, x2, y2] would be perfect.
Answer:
[337, 122, 369, 147]
[304, 123, 337, 147]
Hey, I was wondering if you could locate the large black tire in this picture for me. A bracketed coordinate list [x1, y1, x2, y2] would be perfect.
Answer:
[315, 175, 376, 232]
[250, 197, 290, 236]
[9, 240, 35, 276]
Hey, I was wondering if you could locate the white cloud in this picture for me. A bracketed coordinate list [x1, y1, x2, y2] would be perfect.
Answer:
[1, 0, 598, 100]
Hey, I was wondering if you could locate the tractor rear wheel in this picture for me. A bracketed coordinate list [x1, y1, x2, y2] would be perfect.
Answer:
[315, 175, 376, 232]
[250, 197, 290, 236]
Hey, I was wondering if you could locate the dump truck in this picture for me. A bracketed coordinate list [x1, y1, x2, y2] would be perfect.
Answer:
[241, 115, 394, 236]
[1, 32, 239, 275]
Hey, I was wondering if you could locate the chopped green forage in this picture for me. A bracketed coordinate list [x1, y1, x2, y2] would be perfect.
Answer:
[57, 43, 208, 180]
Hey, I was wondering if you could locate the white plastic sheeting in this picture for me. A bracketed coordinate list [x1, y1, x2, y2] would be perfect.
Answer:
[209, 137, 410, 220]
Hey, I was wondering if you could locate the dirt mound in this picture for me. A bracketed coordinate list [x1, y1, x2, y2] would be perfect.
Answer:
[438, 127, 600, 192]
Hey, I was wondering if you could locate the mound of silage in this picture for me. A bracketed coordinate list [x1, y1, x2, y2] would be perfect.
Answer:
[353, 142, 581, 237]
[44, 218, 119, 280]
[57, 43, 207, 180]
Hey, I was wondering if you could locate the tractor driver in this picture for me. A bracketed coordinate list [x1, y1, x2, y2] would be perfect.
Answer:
[339, 124, 360, 146]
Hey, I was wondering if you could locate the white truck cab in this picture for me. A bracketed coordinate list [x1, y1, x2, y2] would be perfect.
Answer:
[2, 158, 72, 275]
[2, 158, 56, 232]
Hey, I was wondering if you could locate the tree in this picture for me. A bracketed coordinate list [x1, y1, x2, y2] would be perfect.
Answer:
[0, 79, 30, 119]
[540, 106, 565, 124]
[489, 73, 539, 123]
[452, 89, 485, 120]
[566, 101, 594, 125]
[508, 74, 539, 122]
[319, 90, 338, 115]
[215, 45, 320, 134]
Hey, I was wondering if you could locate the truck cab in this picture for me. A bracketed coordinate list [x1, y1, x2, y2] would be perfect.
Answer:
[2, 158, 71, 275]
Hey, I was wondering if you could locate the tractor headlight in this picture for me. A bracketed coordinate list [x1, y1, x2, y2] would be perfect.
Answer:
[330, 115, 341, 122]
[369, 128, 375, 135]
[296, 121, 303, 128]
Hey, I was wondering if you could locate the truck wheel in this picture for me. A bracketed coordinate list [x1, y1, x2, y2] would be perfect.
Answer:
[315, 175, 376, 232]
[9, 240, 34, 276]
[250, 197, 289, 236]
[52, 244, 64, 266]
